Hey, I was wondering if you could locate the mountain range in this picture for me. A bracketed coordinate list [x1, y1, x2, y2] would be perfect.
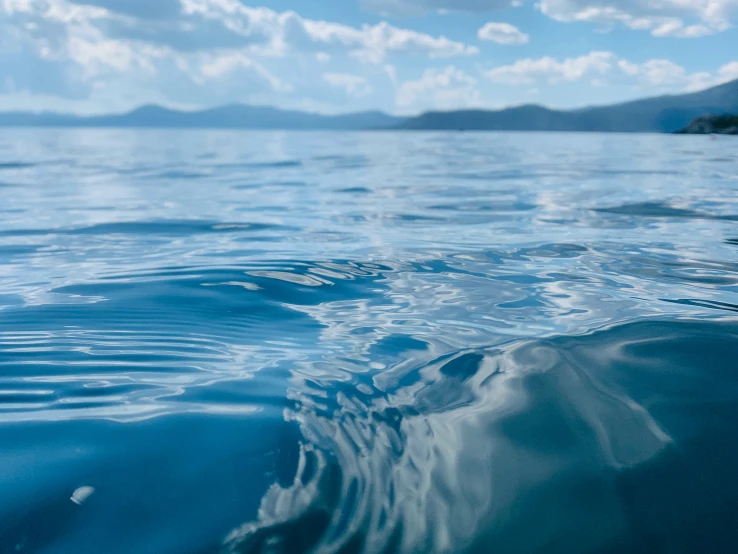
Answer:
[0, 104, 402, 130]
[1, 78, 737, 133]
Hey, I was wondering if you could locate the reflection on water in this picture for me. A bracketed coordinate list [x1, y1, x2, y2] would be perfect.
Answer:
[0, 130, 737, 553]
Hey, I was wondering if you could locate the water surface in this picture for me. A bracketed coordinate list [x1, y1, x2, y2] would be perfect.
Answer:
[1, 130, 737, 553]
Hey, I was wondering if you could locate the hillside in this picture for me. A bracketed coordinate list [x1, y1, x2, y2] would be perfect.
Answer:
[397, 78, 738, 133]
[0, 104, 401, 130]
[678, 114, 738, 134]
[1, 78, 736, 132]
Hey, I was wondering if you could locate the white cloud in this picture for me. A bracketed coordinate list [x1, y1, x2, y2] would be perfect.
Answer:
[341, 22, 479, 64]
[174, 1, 478, 63]
[477, 22, 529, 44]
[718, 61, 738, 82]
[2, 0, 737, 115]
[620, 59, 738, 90]
[323, 72, 373, 98]
[2, 1, 478, 66]
[396, 65, 481, 111]
[359, 0, 736, 29]
[487, 51, 738, 92]
[197, 52, 290, 91]
[68, 0, 182, 19]
[617, 59, 711, 91]
[650, 19, 716, 38]
[486, 51, 614, 84]
[361, 0, 518, 16]
[0, 0, 479, 111]
[537, 0, 738, 37]
[384, 64, 398, 86]
[66, 32, 166, 77]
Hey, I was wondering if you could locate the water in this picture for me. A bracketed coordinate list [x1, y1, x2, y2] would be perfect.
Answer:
[1, 129, 737, 554]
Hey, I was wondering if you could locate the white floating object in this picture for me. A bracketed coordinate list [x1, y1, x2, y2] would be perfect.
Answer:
[70, 486, 95, 505]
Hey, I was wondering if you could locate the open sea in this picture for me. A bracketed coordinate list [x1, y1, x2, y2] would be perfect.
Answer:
[1, 129, 737, 554]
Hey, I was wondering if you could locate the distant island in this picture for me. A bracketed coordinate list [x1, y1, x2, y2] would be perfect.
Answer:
[678, 114, 738, 135]
[1, 78, 737, 134]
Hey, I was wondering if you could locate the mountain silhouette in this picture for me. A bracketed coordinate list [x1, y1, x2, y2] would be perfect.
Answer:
[1, 78, 736, 132]
[0, 104, 401, 130]
[397, 78, 738, 132]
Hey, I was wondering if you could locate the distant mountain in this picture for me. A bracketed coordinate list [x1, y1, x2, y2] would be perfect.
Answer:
[397, 104, 585, 132]
[397, 78, 738, 133]
[1, 78, 736, 132]
[0, 104, 402, 130]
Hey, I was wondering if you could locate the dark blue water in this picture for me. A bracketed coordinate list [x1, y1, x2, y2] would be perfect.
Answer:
[1, 129, 737, 554]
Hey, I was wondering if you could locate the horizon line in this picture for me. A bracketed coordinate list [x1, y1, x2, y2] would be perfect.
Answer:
[3, 78, 734, 119]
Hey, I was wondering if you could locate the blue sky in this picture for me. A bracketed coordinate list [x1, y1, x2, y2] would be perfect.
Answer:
[1, 0, 738, 114]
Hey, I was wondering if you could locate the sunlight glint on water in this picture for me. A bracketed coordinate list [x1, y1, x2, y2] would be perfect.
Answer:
[0, 129, 737, 554]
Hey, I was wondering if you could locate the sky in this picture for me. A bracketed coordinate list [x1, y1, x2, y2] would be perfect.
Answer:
[1, 0, 738, 115]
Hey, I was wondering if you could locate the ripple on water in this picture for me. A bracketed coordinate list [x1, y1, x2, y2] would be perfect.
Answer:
[1, 131, 738, 554]
[223, 320, 738, 554]
[0, 220, 298, 237]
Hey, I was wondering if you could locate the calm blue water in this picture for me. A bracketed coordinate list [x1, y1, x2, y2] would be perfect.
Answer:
[1, 129, 737, 554]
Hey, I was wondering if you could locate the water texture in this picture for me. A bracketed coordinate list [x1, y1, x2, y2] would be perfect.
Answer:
[0, 129, 737, 554]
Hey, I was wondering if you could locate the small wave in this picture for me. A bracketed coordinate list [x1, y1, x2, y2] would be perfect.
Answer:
[428, 202, 538, 212]
[313, 154, 370, 169]
[233, 181, 307, 190]
[141, 170, 212, 180]
[0, 220, 296, 237]
[213, 160, 303, 170]
[663, 298, 738, 313]
[225, 319, 738, 554]
[245, 160, 303, 169]
[0, 162, 35, 170]
[594, 201, 738, 221]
